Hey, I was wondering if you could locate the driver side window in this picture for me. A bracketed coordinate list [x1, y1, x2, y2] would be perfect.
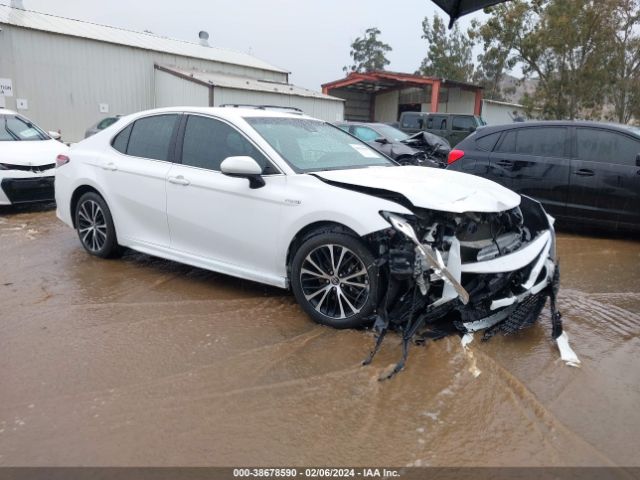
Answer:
[181, 115, 276, 173]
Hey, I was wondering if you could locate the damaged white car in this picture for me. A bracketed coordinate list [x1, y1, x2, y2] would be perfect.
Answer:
[0, 109, 67, 205]
[55, 107, 565, 373]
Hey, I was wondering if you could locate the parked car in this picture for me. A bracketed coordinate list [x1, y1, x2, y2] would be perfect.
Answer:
[335, 121, 441, 167]
[395, 112, 486, 146]
[85, 115, 121, 138]
[55, 107, 561, 353]
[447, 121, 640, 232]
[0, 109, 68, 205]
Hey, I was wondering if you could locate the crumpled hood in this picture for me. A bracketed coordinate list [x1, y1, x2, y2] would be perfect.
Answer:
[0, 139, 67, 166]
[314, 165, 521, 213]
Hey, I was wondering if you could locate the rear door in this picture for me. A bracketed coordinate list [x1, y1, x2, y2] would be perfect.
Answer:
[104, 114, 180, 247]
[489, 126, 571, 218]
[568, 127, 640, 228]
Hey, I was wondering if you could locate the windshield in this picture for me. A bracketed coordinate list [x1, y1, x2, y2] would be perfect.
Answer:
[0, 115, 49, 141]
[245, 117, 393, 172]
[374, 124, 409, 142]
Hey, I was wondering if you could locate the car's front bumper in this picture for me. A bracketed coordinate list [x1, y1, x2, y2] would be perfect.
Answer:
[0, 170, 55, 205]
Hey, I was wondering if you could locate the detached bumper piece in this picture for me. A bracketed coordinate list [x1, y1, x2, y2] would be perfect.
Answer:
[1, 176, 55, 204]
[366, 196, 569, 379]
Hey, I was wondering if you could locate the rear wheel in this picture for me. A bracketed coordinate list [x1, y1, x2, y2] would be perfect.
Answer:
[75, 192, 121, 258]
[290, 231, 380, 329]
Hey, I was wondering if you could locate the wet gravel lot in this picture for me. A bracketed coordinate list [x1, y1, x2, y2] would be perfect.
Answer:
[1, 205, 639, 467]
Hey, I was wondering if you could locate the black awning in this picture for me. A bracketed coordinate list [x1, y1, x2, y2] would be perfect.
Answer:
[430, 0, 511, 27]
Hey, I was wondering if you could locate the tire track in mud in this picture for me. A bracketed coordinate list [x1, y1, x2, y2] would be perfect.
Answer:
[560, 289, 640, 338]
[475, 347, 616, 465]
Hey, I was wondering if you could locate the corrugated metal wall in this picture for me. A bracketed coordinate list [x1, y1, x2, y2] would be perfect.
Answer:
[327, 89, 372, 122]
[155, 69, 210, 108]
[0, 25, 287, 142]
[374, 90, 399, 122]
[213, 87, 344, 123]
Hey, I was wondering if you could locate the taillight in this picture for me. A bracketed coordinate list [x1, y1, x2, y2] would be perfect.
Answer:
[56, 154, 70, 168]
[448, 149, 465, 164]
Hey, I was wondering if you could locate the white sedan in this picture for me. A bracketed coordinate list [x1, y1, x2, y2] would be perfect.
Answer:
[54, 106, 562, 352]
[0, 109, 68, 205]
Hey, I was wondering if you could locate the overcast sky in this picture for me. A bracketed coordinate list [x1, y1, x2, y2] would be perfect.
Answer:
[7, 0, 485, 90]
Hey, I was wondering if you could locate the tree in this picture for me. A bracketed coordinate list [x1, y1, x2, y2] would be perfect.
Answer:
[417, 14, 475, 83]
[475, 0, 626, 120]
[608, 0, 640, 123]
[343, 27, 392, 74]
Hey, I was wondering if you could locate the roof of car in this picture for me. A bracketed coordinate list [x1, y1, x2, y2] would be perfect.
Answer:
[475, 120, 640, 137]
[0, 109, 19, 116]
[119, 106, 316, 123]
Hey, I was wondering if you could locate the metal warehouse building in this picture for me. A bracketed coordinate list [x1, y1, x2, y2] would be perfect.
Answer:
[0, 3, 344, 142]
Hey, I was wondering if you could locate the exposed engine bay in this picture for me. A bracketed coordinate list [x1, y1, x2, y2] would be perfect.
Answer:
[362, 194, 567, 379]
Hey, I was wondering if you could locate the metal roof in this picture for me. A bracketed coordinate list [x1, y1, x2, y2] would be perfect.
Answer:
[156, 65, 344, 102]
[0, 4, 289, 74]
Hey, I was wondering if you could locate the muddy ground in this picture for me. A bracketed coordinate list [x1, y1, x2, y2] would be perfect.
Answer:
[0, 205, 639, 467]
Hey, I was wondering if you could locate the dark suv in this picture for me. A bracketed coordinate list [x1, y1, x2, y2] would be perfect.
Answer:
[447, 121, 640, 232]
[395, 112, 485, 145]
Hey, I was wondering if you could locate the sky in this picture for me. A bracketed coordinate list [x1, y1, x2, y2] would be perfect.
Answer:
[5, 0, 486, 90]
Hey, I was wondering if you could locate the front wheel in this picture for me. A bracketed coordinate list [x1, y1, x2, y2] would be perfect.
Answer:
[290, 231, 380, 329]
[75, 192, 121, 258]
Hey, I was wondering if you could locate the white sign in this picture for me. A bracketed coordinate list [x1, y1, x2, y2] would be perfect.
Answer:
[0, 78, 13, 97]
[99, 103, 109, 113]
[16, 98, 28, 110]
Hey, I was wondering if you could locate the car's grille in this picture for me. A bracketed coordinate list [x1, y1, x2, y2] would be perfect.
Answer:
[1, 163, 56, 173]
[1, 177, 55, 203]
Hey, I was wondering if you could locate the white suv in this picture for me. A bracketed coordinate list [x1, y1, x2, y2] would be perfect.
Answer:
[55, 106, 561, 344]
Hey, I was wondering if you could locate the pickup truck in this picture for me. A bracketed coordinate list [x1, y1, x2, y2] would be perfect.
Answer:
[394, 112, 486, 147]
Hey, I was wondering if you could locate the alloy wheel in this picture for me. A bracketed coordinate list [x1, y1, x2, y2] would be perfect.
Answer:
[77, 199, 108, 253]
[300, 244, 370, 319]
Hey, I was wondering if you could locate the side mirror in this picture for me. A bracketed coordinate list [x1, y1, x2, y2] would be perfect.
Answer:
[374, 137, 389, 144]
[468, 126, 477, 133]
[49, 131, 62, 141]
[220, 156, 265, 189]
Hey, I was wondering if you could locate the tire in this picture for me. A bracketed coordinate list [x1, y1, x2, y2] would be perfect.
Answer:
[74, 192, 121, 258]
[290, 231, 380, 329]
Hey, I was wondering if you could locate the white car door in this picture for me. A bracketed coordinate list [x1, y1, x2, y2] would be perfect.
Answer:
[103, 114, 179, 248]
[165, 114, 286, 283]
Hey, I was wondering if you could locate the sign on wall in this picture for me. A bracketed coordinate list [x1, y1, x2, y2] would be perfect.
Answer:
[16, 98, 28, 110]
[0, 78, 14, 97]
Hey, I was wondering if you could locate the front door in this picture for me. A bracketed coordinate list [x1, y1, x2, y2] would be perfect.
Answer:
[489, 126, 571, 219]
[165, 114, 286, 281]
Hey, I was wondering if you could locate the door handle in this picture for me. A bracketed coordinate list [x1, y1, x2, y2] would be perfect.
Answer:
[496, 160, 513, 167]
[101, 162, 117, 171]
[574, 168, 595, 177]
[168, 175, 190, 186]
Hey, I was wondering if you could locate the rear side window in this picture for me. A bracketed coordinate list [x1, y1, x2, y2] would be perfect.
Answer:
[576, 128, 640, 166]
[431, 115, 447, 130]
[401, 113, 424, 129]
[516, 127, 567, 157]
[97, 117, 119, 130]
[452, 116, 476, 131]
[112, 124, 132, 153]
[181, 115, 276, 174]
[475, 132, 501, 151]
[126, 115, 178, 161]
[496, 127, 568, 157]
